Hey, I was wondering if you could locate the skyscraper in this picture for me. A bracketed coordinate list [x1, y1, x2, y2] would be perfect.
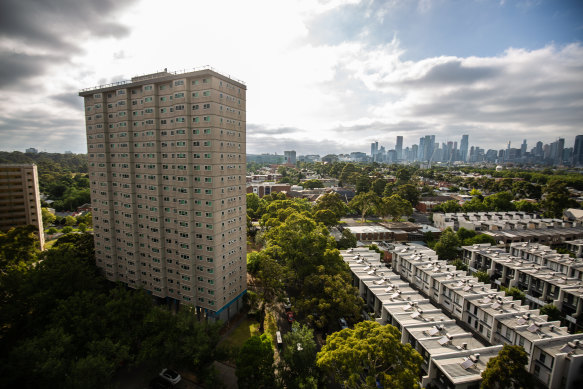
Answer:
[395, 136, 403, 161]
[79, 68, 247, 320]
[573, 135, 583, 166]
[370, 141, 378, 161]
[284, 150, 296, 165]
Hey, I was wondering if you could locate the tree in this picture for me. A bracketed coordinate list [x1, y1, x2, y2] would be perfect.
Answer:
[371, 178, 387, 196]
[539, 304, 561, 322]
[42, 207, 56, 226]
[474, 271, 491, 284]
[314, 209, 339, 226]
[279, 323, 318, 388]
[336, 229, 357, 250]
[541, 180, 576, 218]
[294, 269, 363, 332]
[434, 228, 461, 261]
[61, 226, 73, 234]
[246, 193, 261, 219]
[78, 223, 88, 233]
[433, 199, 462, 213]
[302, 179, 324, 189]
[236, 334, 276, 389]
[513, 200, 540, 213]
[481, 345, 532, 389]
[500, 286, 526, 302]
[395, 184, 420, 206]
[317, 321, 423, 389]
[0, 225, 41, 272]
[313, 192, 347, 220]
[382, 195, 412, 221]
[65, 216, 77, 226]
[339, 163, 359, 185]
[462, 197, 488, 212]
[469, 188, 482, 196]
[264, 212, 345, 288]
[483, 191, 515, 212]
[349, 191, 380, 222]
[355, 176, 371, 194]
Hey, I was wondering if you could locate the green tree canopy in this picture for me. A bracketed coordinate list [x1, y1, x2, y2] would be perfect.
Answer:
[539, 304, 561, 322]
[434, 228, 461, 261]
[395, 183, 420, 206]
[236, 334, 276, 389]
[313, 192, 347, 220]
[381, 194, 412, 221]
[481, 345, 532, 389]
[302, 179, 325, 189]
[279, 323, 319, 388]
[349, 191, 381, 222]
[316, 321, 423, 389]
[295, 268, 363, 332]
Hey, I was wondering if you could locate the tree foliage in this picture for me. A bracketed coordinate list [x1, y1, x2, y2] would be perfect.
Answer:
[539, 304, 562, 322]
[434, 228, 461, 261]
[317, 321, 423, 389]
[236, 334, 276, 389]
[349, 191, 381, 222]
[481, 345, 532, 389]
[279, 323, 319, 388]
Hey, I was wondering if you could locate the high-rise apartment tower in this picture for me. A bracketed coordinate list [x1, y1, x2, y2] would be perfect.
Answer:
[79, 68, 247, 320]
[0, 164, 44, 248]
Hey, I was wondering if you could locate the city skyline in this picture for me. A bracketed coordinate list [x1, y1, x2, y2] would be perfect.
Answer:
[1, 0, 582, 154]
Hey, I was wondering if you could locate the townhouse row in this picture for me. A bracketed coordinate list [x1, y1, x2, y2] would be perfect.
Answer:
[340, 245, 583, 389]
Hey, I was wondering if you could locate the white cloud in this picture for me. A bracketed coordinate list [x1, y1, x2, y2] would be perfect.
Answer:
[0, 0, 581, 155]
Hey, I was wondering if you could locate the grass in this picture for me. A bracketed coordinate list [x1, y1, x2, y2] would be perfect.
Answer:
[43, 239, 57, 249]
[221, 318, 260, 349]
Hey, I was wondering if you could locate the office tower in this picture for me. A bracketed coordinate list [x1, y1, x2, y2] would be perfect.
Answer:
[460, 134, 469, 162]
[0, 164, 44, 248]
[284, 150, 296, 165]
[395, 136, 403, 161]
[550, 138, 565, 165]
[370, 141, 378, 161]
[534, 141, 543, 158]
[79, 69, 247, 320]
[573, 135, 583, 166]
[418, 137, 425, 161]
[520, 139, 527, 156]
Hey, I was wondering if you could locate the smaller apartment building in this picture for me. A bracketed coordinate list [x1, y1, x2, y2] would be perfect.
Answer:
[0, 164, 44, 248]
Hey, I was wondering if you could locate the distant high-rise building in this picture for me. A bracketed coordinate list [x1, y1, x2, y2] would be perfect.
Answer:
[520, 139, 527, 156]
[284, 150, 296, 165]
[535, 141, 543, 158]
[79, 68, 247, 321]
[395, 136, 403, 161]
[459, 135, 469, 162]
[418, 137, 425, 161]
[573, 135, 583, 166]
[0, 164, 44, 249]
[370, 141, 378, 161]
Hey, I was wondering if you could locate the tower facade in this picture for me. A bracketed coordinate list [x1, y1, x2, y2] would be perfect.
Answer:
[0, 164, 44, 248]
[460, 134, 469, 162]
[79, 68, 247, 320]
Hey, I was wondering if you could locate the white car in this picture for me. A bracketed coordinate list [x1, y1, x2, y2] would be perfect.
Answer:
[159, 368, 181, 385]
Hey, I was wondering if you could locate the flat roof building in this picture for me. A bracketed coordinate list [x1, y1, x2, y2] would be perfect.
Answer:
[79, 68, 247, 320]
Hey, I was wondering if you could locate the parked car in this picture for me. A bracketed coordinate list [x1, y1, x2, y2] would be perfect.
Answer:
[286, 311, 295, 323]
[339, 317, 348, 329]
[283, 297, 292, 311]
[159, 368, 181, 385]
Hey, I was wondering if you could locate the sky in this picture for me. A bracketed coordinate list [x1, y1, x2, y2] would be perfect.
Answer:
[0, 0, 582, 155]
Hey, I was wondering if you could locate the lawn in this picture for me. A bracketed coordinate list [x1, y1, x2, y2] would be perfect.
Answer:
[221, 318, 260, 349]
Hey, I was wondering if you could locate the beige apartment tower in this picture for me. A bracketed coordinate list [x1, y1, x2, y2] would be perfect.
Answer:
[0, 164, 44, 248]
[79, 68, 246, 320]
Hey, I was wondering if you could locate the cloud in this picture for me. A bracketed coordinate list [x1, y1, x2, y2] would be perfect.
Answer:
[50, 92, 84, 110]
[0, 0, 138, 86]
